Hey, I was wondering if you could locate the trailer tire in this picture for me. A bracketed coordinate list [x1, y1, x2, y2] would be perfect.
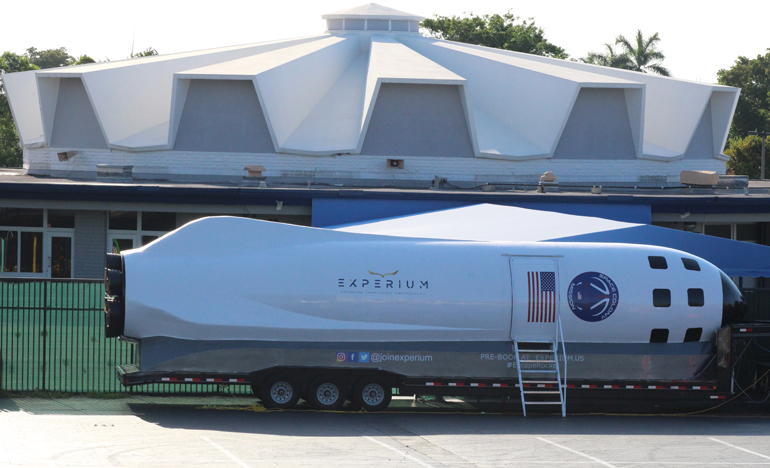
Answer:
[260, 375, 300, 409]
[308, 376, 347, 411]
[353, 376, 392, 412]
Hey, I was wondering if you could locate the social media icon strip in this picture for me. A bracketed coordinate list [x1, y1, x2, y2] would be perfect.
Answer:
[359, 352, 370, 363]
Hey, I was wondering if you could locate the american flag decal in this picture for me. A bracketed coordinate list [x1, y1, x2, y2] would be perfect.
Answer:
[528, 271, 556, 322]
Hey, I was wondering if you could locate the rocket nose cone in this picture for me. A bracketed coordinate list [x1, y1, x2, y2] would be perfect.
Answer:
[721, 270, 748, 326]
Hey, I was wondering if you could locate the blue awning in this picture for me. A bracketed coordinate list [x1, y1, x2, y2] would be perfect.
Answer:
[336, 204, 770, 277]
[552, 225, 770, 278]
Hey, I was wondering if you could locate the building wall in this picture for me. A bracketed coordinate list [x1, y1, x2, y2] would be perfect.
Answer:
[24, 147, 727, 186]
[74, 210, 107, 279]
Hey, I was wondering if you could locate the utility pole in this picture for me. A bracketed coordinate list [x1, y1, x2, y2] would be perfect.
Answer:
[748, 130, 768, 180]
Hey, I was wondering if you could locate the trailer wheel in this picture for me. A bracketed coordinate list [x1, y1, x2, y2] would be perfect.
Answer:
[353, 376, 392, 412]
[260, 375, 300, 409]
[308, 376, 347, 411]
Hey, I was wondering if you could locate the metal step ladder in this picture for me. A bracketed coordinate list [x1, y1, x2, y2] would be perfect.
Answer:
[514, 315, 567, 417]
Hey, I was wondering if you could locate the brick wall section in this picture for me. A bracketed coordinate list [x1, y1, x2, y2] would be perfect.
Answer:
[74, 210, 107, 279]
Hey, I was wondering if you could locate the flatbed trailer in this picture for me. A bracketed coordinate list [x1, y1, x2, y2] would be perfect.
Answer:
[115, 323, 770, 411]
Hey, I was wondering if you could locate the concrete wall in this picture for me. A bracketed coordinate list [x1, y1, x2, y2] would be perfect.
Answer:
[361, 84, 473, 157]
[174, 80, 274, 153]
[74, 210, 107, 279]
[552, 88, 636, 160]
[50, 78, 108, 149]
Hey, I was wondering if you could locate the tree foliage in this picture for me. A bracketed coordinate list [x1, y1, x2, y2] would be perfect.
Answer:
[26, 47, 74, 69]
[421, 11, 568, 59]
[614, 30, 669, 76]
[725, 135, 766, 179]
[0, 52, 39, 167]
[130, 47, 158, 58]
[717, 49, 770, 141]
[580, 44, 630, 69]
[74, 55, 96, 65]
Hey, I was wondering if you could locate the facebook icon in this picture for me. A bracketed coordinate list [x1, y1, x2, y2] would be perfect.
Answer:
[347, 352, 358, 362]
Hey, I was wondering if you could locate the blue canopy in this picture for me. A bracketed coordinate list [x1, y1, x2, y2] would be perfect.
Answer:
[552, 225, 770, 278]
[336, 204, 770, 277]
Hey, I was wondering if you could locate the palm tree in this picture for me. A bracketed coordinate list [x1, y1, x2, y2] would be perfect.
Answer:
[615, 30, 670, 76]
[581, 44, 631, 69]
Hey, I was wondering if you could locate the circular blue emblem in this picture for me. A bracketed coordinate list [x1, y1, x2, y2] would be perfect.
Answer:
[567, 272, 619, 322]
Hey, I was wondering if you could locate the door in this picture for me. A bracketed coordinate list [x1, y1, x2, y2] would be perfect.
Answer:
[46, 233, 73, 278]
[510, 257, 560, 341]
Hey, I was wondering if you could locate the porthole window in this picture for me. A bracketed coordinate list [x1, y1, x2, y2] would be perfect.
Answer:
[650, 329, 669, 343]
[648, 256, 668, 269]
[684, 328, 703, 342]
[687, 288, 704, 307]
[653, 289, 671, 307]
[681, 258, 700, 271]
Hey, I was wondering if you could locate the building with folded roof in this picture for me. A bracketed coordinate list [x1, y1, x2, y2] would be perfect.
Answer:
[0, 3, 767, 284]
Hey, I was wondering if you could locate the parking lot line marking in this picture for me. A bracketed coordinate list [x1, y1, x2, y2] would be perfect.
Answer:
[202, 436, 253, 468]
[709, 438, 770, 460]
[537, 437, 617, 468]
[363, 436, 436, 468]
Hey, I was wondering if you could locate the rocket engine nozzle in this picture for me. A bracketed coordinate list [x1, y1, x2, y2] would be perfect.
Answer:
[104, 253, 126, 338]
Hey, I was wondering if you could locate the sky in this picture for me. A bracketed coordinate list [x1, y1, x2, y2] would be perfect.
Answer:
[1, 0, 767, 83]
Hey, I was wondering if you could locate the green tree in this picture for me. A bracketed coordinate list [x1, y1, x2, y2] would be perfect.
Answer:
[421, 11, 567, 59]
[581, 44, 631, 69]
[0, 52, 39, 167]
[25, 47, 73, 68]
[717, 49, 770, 141]
[615, 30, 670, 76]
[130, 47, 158, 58]
[725, 135, 765, 179]
[73, 55, 96, 65]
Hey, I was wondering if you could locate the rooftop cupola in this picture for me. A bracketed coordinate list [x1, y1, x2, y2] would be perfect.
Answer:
[322, 3, 424, 34]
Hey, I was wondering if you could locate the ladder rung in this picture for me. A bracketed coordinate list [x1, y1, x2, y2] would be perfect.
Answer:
[522, 390, 561, 394]
[518, 359, 555, 363]
[524, 401, 564, 405]
[517, 340, 554, 343]
[517, 349, 554, 353]
[520, 380, 559, 384]
[520, 370, 558, 373]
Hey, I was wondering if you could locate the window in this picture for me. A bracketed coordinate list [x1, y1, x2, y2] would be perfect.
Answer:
[48, 210, 75, 228]
[648, 256, 668, 269]
[109, 211, 138, 230]
[650, 329, 669, 343]
[653, 289, 671, 307]
[327, 19, 343, 30]
[142, 212, 176, 231]
[345, 19, 365, 30]
[0, 208, 43, 227]
[409, 21, 420, 32]
[688, 288, 704, 307]
[367, 19, 389, 30]
[19, 232, 43, 273]
[681, 258, 700, 271]
[0, 231, 18, 272]
[684, 328, 703, 342]
[704, 224, 731, 239]
[391, 20, 408, 31]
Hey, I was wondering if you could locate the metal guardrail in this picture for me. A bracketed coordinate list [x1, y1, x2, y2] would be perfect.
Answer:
[0, 279, 249, 395]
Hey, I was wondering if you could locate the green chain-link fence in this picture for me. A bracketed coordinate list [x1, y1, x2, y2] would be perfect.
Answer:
[0, 279, 250, 395]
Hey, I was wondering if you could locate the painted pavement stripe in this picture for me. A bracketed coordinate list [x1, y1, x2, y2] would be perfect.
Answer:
[202, 435, 253, 468]
[363, 435, 436, 468]
[537, 437, 617, 468]
[709, 438, 770, 461]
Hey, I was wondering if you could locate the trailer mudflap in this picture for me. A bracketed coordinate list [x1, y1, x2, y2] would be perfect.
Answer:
[116, 365, 250, 387]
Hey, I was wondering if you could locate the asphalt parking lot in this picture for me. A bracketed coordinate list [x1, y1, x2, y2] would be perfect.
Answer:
[1, 395, 770, 468]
